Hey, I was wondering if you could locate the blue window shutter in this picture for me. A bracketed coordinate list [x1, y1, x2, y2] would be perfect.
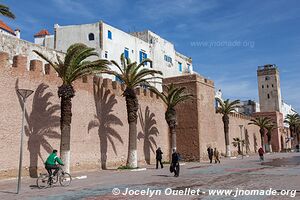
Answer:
[108, 30, 112, 39]
[178, 62, 182, 72]
[124, 49, 129, 58]
[139, 51, 143, 63]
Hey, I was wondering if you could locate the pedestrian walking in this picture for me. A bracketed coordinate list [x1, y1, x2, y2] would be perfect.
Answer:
[207, 147, 214, 163]
[214, 148, 220, 163]
[170, 149, 180, 177]
[156, 147, 163, 169]
[258, 147, 264, 161]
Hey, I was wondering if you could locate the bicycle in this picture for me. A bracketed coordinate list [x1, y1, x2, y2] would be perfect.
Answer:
[37, 165, 72, 189]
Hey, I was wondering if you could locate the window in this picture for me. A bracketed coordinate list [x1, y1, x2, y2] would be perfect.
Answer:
[267, 85, 269, 88]
[178, 62, 182, 72]
[164, 55, 172, 63]
[104, 51, 108, 58]
[88, 33, 94, 41]
[108, 30, 112, 39]
[262, 85, 264, 88]
[265, 76, 270, 81]
[124, 48, 129, 59]
[139, 50, 147, 66]
[267, 94, 270, 99]
[187, 64, 190, 73]
[272, 84, 274, 87]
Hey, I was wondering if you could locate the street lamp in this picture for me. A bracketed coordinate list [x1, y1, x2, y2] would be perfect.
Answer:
[16, 89, 34, 194]
[239, 125, 244, 159]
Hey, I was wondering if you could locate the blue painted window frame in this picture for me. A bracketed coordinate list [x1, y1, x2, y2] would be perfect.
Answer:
[108, 30, 112, 39]
[139, 50, 147, 66]
[178, 62, 182, 72]
[124, 48, 129, 58]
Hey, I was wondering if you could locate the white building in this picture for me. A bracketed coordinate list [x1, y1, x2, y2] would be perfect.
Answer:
[236, 100, 260, 116]
[0, 20, 20, 38]
[281, 101, 297, 126]
[34, 21, 193, 89]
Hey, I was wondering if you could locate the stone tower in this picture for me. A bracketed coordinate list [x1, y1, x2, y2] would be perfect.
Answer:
[257, 64, 282, 112]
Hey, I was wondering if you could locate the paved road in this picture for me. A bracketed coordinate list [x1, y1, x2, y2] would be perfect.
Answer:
[0, 153, 299, 200]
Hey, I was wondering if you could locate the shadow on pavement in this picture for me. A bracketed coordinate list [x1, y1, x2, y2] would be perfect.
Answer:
[154, 175, 170, 177]
[0, 190, 17, 194]
[29, 185, 39, 189]
[262, 155, 300, 167]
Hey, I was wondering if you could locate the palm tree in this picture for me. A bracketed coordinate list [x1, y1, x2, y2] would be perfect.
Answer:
[248, 117, 272, 151]
[265, 123, 276, 152]
[109, 53, 162, 168]
[150, 84, 192, 152]
[0, 4, 15, 19]
[284, 114, 300, 149]
[34, 43, 110, 172]
[215, 98, 240, 157]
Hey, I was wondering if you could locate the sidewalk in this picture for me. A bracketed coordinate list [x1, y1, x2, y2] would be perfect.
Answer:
[0, 152, 299, 200]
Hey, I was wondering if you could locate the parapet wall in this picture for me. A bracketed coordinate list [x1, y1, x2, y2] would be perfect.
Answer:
[0, 43, 169, 179]
[0, 50, 161, 100]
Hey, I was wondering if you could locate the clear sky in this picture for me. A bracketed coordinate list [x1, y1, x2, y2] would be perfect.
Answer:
[2, 0, 300, 112]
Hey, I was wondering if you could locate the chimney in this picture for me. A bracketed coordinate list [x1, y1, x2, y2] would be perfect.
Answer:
[14, 29, 21, 39]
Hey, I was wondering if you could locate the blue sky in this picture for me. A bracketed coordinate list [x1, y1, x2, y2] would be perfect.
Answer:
[2, 0, 300, 111]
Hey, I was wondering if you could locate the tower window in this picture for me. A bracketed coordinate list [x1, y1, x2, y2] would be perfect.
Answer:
[267, 85, 269, 88]
[88, 33, 95, 41]
[272, 84, 274, 87]
[267, 94, 270, 99]
[265, 76, 270, 81]
[104, 51, 108, 58]
[262, 85, 264, 88]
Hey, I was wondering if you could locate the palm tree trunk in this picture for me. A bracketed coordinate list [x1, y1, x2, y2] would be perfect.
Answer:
[165, 109, 177, 152]
[267, 134, 272, 152]
[125, 88, 138, 168]
[170, 126, 177, 150]
[260, 128, 265, 151]
[222, 115, 231, 157]
[60, 96, 72, 173]
[58, 84, 74, 173]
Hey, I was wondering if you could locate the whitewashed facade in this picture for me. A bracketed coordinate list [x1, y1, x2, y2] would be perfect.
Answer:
[34, 21, 193, 89]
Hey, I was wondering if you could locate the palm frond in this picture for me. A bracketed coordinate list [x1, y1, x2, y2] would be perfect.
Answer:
[0, 4, 15, 19]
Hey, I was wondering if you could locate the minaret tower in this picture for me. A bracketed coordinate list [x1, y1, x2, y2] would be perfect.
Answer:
[257, 64, 282, 112]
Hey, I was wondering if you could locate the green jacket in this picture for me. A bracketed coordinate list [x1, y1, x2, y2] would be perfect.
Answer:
[45, 153, 64, 166]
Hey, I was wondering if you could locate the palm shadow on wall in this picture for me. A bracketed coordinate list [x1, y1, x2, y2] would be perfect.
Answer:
[88, 78, 123, 170]
[15, 80, 60, 178]
[137, 106, 159, 164]
[244, 129, 251, 154]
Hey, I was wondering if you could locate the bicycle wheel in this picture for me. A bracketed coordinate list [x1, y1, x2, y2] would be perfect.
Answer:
[59, 172, 72, 187]
[36, 174, 49, 189]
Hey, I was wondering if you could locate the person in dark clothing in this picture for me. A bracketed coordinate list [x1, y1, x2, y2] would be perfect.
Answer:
[207, 147, 214, 163]
[156, 147, 164, 169]
[258, 147, 264, 161]
[171, 149, 180, 177]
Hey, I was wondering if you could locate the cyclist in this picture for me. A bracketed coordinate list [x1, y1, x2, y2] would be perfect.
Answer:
[45, 150, 64, 183]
